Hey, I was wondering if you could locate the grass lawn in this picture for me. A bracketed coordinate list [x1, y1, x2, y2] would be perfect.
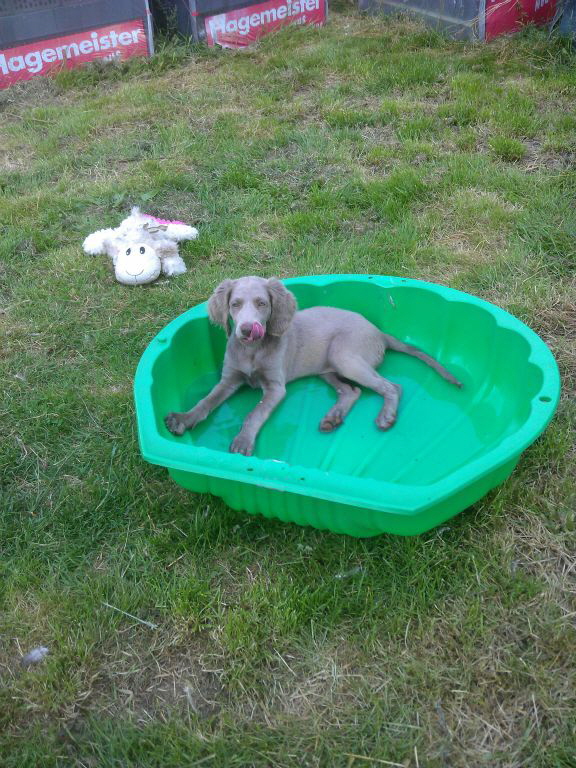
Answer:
[1, 9, 575, 767]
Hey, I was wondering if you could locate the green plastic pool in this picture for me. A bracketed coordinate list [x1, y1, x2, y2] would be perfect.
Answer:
[134, 275, 560, 536]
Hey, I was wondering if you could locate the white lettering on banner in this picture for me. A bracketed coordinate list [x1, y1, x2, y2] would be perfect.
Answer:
[63, 43, 81, 58]
[208, 0, 321, 38]
[0, 26, 142, 78]
[260, 9, 278, 23]
[8, 56, 26, 72]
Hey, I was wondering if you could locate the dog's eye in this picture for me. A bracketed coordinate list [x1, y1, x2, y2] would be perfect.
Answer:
[139, 246, 146, 254]
[256, 299, 268, 308]
[230, 300, 242, 308]
[126, 248, 131, 255]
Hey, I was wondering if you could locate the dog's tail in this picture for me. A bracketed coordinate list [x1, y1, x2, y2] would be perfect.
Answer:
[382, 333, 462, 388]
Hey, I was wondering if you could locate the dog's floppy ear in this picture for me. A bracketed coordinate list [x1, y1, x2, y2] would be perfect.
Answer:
[266, 278, 297, 336]
[208, 279, 235, 335]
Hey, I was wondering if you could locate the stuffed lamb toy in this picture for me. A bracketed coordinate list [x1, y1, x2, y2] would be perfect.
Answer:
[83, 207, 198, 285]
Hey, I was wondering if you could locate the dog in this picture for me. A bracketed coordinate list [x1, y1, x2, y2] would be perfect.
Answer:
[165, 276, 462, 457]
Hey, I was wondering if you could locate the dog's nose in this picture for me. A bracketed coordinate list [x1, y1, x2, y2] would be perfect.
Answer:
[240, 323, 253, 338]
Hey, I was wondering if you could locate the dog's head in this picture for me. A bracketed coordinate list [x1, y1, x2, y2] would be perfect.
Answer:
[208, 276, 297, 342]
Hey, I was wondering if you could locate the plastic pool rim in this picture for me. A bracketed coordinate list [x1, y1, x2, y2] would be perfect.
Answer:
[134, 274, 561, 536]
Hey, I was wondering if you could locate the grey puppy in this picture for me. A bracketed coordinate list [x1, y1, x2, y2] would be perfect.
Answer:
[165, 276, 462, 457]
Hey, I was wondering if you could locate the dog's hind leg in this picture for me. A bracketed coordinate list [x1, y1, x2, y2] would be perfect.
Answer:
[318, 373, 361, 432]
[331, 355, 402, 430]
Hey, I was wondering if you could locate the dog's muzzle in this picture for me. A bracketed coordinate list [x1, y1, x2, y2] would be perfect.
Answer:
[240, 321, 265, 342]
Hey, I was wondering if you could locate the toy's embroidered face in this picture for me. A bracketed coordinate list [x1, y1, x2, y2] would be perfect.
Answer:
[114, 243, 162, 285]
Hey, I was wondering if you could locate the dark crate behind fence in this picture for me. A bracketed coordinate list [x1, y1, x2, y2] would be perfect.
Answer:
[358, 0, 557, 39]
[157, 0, 327, 46]
[0, 0, 153, 88]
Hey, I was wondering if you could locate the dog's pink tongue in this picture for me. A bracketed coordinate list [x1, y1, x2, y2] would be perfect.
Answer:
[249, 322, 264, 341]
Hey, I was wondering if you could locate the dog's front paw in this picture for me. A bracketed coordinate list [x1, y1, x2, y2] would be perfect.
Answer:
[165, 412, 187, 436]
[230, 433, 254, 456]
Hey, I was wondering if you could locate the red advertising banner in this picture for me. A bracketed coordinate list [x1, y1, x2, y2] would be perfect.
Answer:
[205, 0, 326, 47]
[0, 20, 149, 89]
[485, 0, 556, 39]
